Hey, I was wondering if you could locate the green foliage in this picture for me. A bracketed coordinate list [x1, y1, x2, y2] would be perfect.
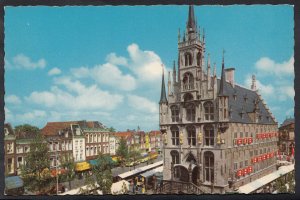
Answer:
[83, 154, 113, 195]
[93, 154, 113, 194]
[108, 127, 116, 132]
[60, 154, 76, 190]
[20, 133, 52, 194]
[128, 149, 141, 161]
[275, 177, 287, 193]
[116, 138, 128, 167]
[15, 124, 40, 134]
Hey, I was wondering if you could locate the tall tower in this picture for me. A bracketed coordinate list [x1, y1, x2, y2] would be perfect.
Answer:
[218, 50, 229, 122]
[178, 5, 205, 102]
[159, 65, 168, 125]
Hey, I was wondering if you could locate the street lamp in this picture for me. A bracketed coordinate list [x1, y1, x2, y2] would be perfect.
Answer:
[56, 149, 59, 195]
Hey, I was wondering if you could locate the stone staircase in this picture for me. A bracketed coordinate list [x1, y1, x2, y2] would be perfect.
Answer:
[155, 180, 203, 194]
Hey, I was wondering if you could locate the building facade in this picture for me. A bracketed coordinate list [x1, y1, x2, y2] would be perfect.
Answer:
[159, 6, 279, 193]
[41, 123, 73, 168]
[83, 121, 110, 160]
[4, 123, 16, 176]
[278, 118, 295, 156]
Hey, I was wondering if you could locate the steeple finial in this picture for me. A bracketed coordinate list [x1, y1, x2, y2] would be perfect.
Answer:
[207, 53, 211, 68]
[218, 49, 228, 96]
[202, 28, 205, 43]
[159, 64, 168, 104]
[213, 62, 216, 77]
[187, 5, 196, 32]
[178, 28, 181, 43]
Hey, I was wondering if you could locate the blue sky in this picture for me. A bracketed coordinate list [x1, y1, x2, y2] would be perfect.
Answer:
[4, 5, 294, 131]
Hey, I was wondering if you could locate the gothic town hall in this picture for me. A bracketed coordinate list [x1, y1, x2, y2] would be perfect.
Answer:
[159, 5, 279, 193]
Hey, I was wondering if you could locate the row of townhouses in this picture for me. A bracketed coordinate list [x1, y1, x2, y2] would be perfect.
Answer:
[4, 121, 162, 176]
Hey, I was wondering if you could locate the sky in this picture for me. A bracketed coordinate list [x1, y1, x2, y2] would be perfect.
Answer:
[4, 5, 294, 131]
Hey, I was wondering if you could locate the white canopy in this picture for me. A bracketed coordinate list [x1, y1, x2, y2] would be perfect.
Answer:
[118, 161, 163, 179]
[140, 166, 164, 178]
[111, 180, 130, 195]
[238, 164, 294, 194]
[60, 183, 102, 195]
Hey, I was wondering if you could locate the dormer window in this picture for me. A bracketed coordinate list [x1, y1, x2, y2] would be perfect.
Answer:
[233, 95, 237, 101]
[244, 94, 248, 103]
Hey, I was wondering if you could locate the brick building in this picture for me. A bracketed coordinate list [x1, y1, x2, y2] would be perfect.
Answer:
[278, 118, 295, 156]
[41, 122, 74, 167]
[159, 6, 278, 193]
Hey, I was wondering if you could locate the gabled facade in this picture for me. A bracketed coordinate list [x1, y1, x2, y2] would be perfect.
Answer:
[4, 123, 16, 176]
[159, 6, 279, 193]
[278, 118, 295, 156]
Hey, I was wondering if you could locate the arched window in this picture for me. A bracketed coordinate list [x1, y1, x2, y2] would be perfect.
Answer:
[171, 105, 180, 122]
[204, 125, 214, 146]
[94, 134, 97, 143]
[86, 147, 89, 156]
[94, 147, 97, 155]
[171, 126, 179, 146]
[204, 151, 214, 183]
[90, 146, 93, 156]
[170, 150, 180, 164]
[185, 52, 192, 66]
[186, 104, 196, 122]
[204, 101, 214, 121]
[90, 134, 93, 143]
[187, 126, 196, 146]
[197, 52, 201, 66]
[183, 73, 194, 91]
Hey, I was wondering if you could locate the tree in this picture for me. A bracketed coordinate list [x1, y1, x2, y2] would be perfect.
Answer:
[15, 124, 40, 135]
[20, 133, 52, 194]
[60, 154, 76, 190]
[275, 177, 287, 193]
[128, 149, 141, 169]
[108, 127, 116, 132]
[82, 154, 113, 195]
[116, 137, 128, 167]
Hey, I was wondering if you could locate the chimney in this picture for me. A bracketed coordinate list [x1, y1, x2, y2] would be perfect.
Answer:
[225, 68, 235, 87]
[251, 74, 257, 91]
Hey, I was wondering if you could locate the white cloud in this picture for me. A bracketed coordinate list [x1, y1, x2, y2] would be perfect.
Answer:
[15, 110, 47, 121]
[71, 67, 90, 78]
[127, 43, 165, 83]
[48, 67, 62, 76]
[255, 56, 294, 77]
[91, 63, 136, 91]
[12, 54, 46, 70]
[5, 107, 13, 122]
[244, 75, 274, 98]
[26, 78, 124, 111]
[5, 95, 22, 105]
[285, 108, 294, 116]
[106, 53, 128, 66]
[278, 86, 295, 101]
[127, 94, 158, 114]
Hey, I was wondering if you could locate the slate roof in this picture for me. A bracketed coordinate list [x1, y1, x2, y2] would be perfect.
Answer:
[217, 79, 277, 125]
[41, 120, 106, 136]
[280, 118, 294, 128]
